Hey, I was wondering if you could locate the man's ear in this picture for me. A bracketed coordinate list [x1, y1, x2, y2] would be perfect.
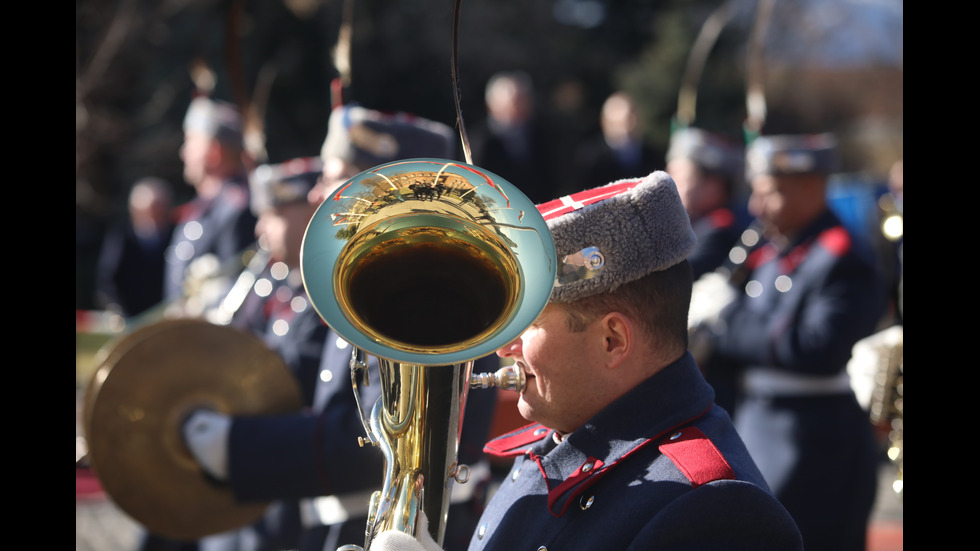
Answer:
[599, 311, 632, 369]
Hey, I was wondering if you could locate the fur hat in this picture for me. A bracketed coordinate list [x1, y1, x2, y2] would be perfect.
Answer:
[536, 171, 696, 303]
[183, 97, 244, 146]
[321, 105, 456, 169]
[746, 133, 839, 179]
[249, 157, 323, 215]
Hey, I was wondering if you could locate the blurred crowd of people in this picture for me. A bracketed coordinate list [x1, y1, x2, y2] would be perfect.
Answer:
[81, 68, 902, 551]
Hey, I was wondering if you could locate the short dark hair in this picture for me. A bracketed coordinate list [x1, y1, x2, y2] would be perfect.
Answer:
[557, 259, 693, 349]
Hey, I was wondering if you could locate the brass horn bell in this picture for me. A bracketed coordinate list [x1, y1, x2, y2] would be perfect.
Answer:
[300, 158, 557, 549]
[302, 158, 556, 365]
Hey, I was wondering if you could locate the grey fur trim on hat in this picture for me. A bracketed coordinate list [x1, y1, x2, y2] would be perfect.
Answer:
[746, 133, 839, 179]
[542, 171, 696, 303]
[321, 105, 457, 169]
[183, 97, 244, 146]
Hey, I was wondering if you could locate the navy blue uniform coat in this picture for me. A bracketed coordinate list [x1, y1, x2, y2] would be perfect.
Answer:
[164, 179, 257, 301]
[710, 209, 885, 551]
[471, 353, 802, 550]
[688, 205, 748, 281]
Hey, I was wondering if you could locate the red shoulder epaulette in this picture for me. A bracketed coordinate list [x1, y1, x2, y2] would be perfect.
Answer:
[746, 244, 774, 270]
[818, 225, 852, 257]
[707, 208, 735, 229]
[174, 201, 202, 224]
[658, 426, 735, 487]
[483, 423, 551, 458]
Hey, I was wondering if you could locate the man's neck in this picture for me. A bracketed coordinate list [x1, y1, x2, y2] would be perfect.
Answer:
[194, 176, 225, 201]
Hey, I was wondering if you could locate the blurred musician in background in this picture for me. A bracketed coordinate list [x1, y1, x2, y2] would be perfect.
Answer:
[698, 134, 886, 551]
[665, 126, 748, 281]
[181, 105, 499, 551]
[137, 95, 258, 551]
[666, 126, 749, 415]
[163, 96, 258, 313]
[188, 157, 326, 551]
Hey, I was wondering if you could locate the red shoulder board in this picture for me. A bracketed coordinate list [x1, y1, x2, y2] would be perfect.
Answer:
[174, 201, 203, 224]
[746, 244, 775, 270]
[818, 226, 852, 257]
[707, 208, 735, 229]
[483, 423, 551, 458]
[658, 426, 735, 488]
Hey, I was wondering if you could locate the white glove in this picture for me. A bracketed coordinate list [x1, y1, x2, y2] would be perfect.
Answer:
[688, 271, 737, 330]
[371, 511, 444, 551]
[182, 409, 232, 480]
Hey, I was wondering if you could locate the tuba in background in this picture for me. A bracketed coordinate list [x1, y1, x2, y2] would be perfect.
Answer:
[301, 158, 557, 550]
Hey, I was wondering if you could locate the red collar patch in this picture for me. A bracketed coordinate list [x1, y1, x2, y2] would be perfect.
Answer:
[483, 423, 551, 457]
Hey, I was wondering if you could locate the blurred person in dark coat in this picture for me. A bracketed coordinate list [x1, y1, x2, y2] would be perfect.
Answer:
[700, 133, 886, 551]
[95, 177, 176, 318]
[163, 97, 258, 313]
[568, 91, 664, 194]
[667, 127, 749, 415]
[665, 126, 748, 281]
[182, 105, 499, 551]
[191, 157, 328, 551]
[467, 71, 560, 205]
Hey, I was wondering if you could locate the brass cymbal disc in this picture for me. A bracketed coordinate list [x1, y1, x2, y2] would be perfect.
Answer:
[85, 318, 303, 540]
[82, 319, 177, 452]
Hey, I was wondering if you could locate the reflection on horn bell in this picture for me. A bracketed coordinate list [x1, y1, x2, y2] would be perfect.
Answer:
[301, 158, 556, 550]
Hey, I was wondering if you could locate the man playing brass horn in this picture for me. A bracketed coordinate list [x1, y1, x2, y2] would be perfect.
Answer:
[375, 172, 803, 550]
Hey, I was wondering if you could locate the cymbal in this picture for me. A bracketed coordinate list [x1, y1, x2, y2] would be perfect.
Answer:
[82, 319, 177, 453]
[84, 318, 303, 541]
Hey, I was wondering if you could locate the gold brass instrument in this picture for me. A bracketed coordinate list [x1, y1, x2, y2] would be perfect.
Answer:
[301, 158, 557, 550]
[163, 239, 270, 323]
[848, 324, 903, 498]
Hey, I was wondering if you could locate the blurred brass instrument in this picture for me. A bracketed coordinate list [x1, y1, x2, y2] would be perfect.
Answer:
[848, 325, 903, 499]
[160, 239, 271, 324]
[301, 158, 556, 550]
